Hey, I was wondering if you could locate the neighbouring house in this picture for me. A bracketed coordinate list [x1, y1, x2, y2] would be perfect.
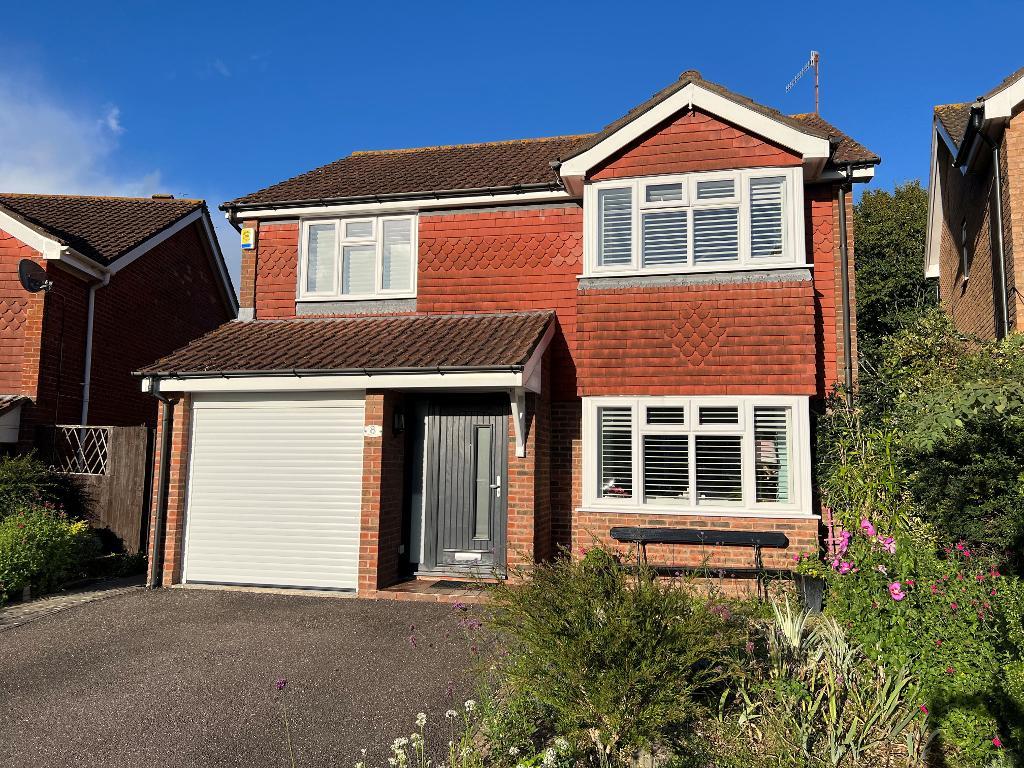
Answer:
[0, 194, 237, 546]
[926, 66, 1024, 338]
[139, 70, 878, 595]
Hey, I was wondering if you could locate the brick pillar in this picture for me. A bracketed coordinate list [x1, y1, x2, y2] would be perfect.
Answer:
[237, 219, 258, 320]
[507, 390, 545, 572]
[550, 399, 582, 554]
[359, 391, 405, 592]
[148, 394, 192, 585]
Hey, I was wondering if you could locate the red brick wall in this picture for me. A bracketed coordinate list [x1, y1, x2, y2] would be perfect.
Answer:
[359, 391, 406, 592]
[419, 205, 582, 401]
[572, 509, 818, 570]
[590, 108, 802, 181]
[88, 221, 233, 427]
[253, 222, 299, 319]
[575, 280, 818, 396]
[148, 394, 192, 585]
[0, 229, 41, 395]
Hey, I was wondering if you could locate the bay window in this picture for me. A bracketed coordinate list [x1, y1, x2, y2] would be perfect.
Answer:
[584, 396, 809, 514]
[586, 167, 804, 275]
[300, 215, 416, 300]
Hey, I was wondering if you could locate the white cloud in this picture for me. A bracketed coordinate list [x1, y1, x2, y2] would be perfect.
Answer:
[212, 59, 231, 78]
[0, 75, 160, 196]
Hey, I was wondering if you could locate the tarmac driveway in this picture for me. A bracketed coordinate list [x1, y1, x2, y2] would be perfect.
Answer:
[0, 588, 480, 768]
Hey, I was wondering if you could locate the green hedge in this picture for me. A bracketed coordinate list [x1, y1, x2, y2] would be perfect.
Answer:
[0, 505, 100, 601]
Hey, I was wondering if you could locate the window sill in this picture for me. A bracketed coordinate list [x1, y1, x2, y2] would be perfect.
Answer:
[578, 262, 811, 280]
[297, 293, 417, 302]
[575, 505, 818, 520]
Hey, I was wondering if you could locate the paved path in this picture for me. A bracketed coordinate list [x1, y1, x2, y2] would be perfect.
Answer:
[0, 575, 144, 631]
[0, 587, 480, 767]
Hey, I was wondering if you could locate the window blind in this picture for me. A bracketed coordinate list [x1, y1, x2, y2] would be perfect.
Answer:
[305, 223, 336, 294]
[750, 177, 785, 259]
[692, 207, 740, 264]
[643, 435, 689, 503]
[699, 406, 739, 425]
[646, 406, 686, 425]
[382, 219, 412, 291]
[342, 245, 376, 295]
[696, 178, 735, 200]
[642, 210, 687, 267]
[598, 187, 633, 266]
[695, 435, 743, 503]
[598, 407, 633, 498]
[646, 182, 683, 202]
[754, 407, 790, 503]
[345, 221, 373, 239]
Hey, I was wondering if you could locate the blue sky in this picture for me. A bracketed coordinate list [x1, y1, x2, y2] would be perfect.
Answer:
[2, 1, 1022, 289]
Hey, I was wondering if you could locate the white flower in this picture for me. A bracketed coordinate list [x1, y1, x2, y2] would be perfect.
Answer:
[388, 759, 397, 767]
[554, 737, 570, 753]
[464, 699, 476, 712]
[355, 763, 365, 768]
[542, 747, 557, 766]
[410, 733, 423, 746]
[445, 709, 458, 719]
[416, 712, 427, 727]
[509, 746, 520, 756]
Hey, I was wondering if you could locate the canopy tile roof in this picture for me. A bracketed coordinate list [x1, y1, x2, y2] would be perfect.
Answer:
[0, 194, 204, 266]
[138, 312, 554, 376]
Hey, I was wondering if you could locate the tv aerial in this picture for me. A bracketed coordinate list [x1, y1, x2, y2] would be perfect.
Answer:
[786, 50, 820, 115]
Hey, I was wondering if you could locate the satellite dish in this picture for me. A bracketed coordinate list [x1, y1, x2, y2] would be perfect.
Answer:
[18, 259, 51, 293]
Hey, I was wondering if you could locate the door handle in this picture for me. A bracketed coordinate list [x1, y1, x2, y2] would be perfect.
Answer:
[489, 475, 501, 497]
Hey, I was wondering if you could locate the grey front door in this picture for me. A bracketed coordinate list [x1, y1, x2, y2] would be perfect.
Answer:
[422, 397, 508, 573]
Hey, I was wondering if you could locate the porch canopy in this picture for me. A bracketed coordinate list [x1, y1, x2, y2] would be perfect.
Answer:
[136, 310, 556, 456]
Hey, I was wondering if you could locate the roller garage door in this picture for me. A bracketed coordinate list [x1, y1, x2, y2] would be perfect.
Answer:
[182, 393, 365, 590]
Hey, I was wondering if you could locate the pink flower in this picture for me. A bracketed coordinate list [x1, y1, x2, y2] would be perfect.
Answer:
[950, 602, 958, 612]
[919, 705, 929, 714]
[838, 561, 854, 575]
[878, 536, 896, 554]
[888, 582, 906, 601]
[946, 666, 956, 675]
[935, 638, 943, 647]
[793, 553, 801, 563]
[860, 518, 876, 537]
[993, 737, 1003, 748]
[836, 529, 852, 555]
[930, 584, 939, 594]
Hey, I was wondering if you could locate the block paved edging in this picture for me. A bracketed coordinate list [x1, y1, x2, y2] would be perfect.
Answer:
[0, 575, 144, 631]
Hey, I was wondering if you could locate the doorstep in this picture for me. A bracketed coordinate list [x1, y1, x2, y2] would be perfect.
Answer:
[366, 576, 492, 604]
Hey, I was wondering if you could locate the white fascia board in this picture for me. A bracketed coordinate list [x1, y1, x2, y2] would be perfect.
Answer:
[0, 209, 65, 259]
[925, 127, 943, 279]
[982, 77, 1024, 121]
[522, 321, 556, 393]
[143, 370, 526, 394]
[234, 189, 574, 221]
[558, 83, 832, 181]
[815, 167, 876, 183]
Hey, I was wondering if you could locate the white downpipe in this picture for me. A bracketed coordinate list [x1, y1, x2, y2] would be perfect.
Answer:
[80, 271, 111, 426]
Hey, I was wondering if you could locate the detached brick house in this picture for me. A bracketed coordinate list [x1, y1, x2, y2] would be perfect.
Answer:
[139, 70, 878, 594]
[927, 66, 1024, 338]
[0, 194, 237, 449]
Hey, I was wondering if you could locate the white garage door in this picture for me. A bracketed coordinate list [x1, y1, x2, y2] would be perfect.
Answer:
[183, 393, 365, 590]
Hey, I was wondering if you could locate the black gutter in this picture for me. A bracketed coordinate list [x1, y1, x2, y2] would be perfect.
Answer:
[221, 182, 567, 216]
[838, 166, 855, 402]
[146, 380, 178, 589]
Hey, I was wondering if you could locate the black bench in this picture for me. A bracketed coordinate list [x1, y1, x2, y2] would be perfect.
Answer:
[609, 526, 790, 598]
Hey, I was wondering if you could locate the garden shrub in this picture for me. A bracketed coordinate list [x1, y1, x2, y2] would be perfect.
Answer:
[484, 548, 746, 766]
[0, 504, 99, 601]
[0, 453, 91, 522]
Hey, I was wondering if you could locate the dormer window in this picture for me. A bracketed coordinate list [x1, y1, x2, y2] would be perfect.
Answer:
[585, 167, 804, 276]
[299, 215, 417, 301]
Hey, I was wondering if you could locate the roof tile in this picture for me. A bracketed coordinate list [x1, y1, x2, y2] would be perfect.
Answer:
[934, 103, 973, 149]
[138, 312, 554, 375]
[0, 194, 204, 266]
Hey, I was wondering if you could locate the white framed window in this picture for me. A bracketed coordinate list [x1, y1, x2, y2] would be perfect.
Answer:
[299, 214, 417, 300]
[583, 167, 805, 276]
[582, 396, 812, 516]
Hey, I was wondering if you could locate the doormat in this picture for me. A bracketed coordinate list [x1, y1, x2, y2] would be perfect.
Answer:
[429, 580, 486, 592]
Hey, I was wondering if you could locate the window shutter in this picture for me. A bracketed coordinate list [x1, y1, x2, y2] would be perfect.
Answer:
[305, 223, 337, 293]
[750, 177, 785, 259]
[643, 435, 689, 503]
[642, 211, 687, 267]
[598, 187, 633, 266]
[598, 407, 633, 498]
[692, 207, 740, 264]
[754, 407, 791, 503]
[696, 179, 735, 200]
[695, 435, 743, 503]
[342, 245, 376, 295]
[382, 219, 412, 291]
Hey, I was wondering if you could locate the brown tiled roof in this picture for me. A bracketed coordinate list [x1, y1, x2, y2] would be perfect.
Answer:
[984, 65, 1024, 99]
[0, 394, 28, 416]
[225, 71, 879, 209]
[934, 103, 973, 148]
[789, 113, 881, 166]
[138, 312, 554, 376]
[226, 136, 588, 208]
[0, 194, 205, 266]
